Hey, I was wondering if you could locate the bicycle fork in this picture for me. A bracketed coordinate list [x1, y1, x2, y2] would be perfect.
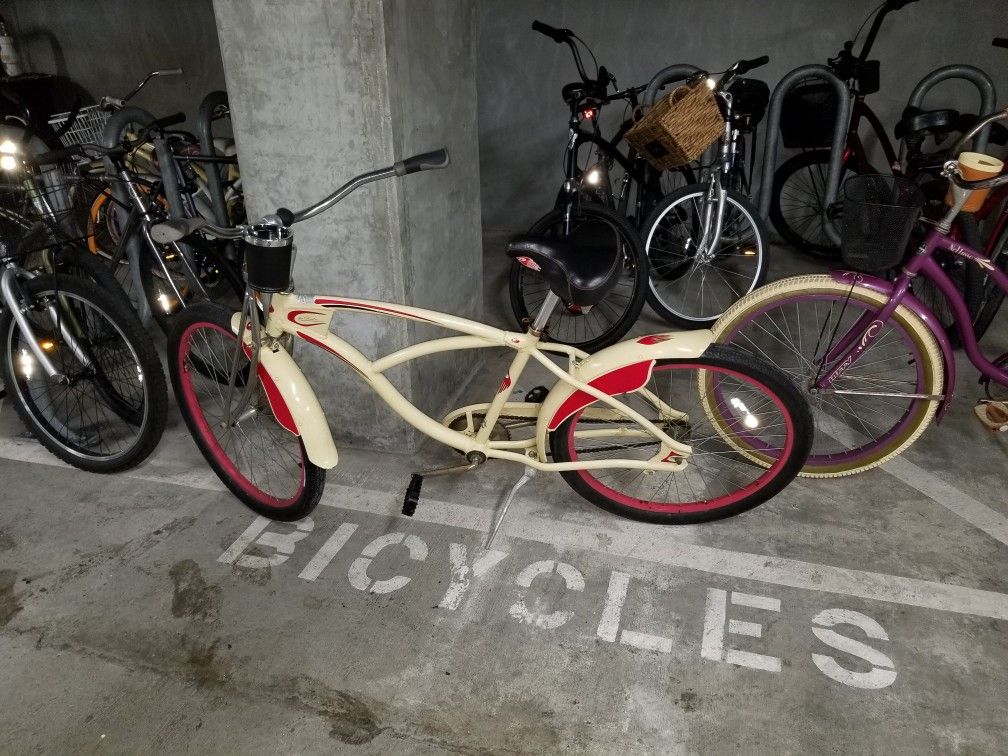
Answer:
[0, 266, 93, 383]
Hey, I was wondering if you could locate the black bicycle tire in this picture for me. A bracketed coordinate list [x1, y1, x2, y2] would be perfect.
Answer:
[549, 343, 813, 524]
[0, 274, 167, 472]
[508, 202, 648, 352]
[769, 149, 870, 257]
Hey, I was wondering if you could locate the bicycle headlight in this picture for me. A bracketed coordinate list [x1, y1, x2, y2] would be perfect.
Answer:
[0, 139, 18, 171]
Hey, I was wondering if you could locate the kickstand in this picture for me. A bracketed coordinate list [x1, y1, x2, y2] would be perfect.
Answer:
[485, 467, 536, 548]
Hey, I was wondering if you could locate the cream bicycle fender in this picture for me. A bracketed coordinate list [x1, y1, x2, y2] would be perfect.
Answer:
[535, 330, 714, 458]
[231, 314, 339, 469]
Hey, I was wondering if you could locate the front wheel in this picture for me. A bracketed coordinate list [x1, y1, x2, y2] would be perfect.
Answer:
[168, 302, 325, 520]
[0, 274, 167, 472]
[550, 344, 813, 524]
[509, 203, 647, 352]
[642, 184, 767, 327]
[712, 274, 944, 477]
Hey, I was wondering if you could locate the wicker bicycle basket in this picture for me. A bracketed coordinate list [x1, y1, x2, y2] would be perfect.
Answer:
[626, 81, 723, 170]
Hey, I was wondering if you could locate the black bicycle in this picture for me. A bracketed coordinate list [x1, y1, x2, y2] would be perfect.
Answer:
[509, 21, 710, 351]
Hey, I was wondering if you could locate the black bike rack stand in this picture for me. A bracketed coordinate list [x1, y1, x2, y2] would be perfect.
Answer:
[756, 65, 852, 247]
[101, 106, 199, 326]
[904, 64, 997, 154]
[102, 106, 157, 326]
[196, 90, 232, 227]
[644, 64, 703, 106]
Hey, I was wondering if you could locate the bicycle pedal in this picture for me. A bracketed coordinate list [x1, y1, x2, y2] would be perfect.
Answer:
[524, 386, 549, 403]
[974, 400, 1008, 433]
[402, 473, 423, 516]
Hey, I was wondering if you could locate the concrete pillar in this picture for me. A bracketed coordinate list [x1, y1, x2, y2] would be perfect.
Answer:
[212, 0, 482, 451]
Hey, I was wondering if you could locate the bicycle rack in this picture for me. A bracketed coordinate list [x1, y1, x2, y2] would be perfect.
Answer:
[101, 107, 198, 326]
[196, 90, 231, 227]
[757, 65, 852, 247]
[904, 65, 997, 155]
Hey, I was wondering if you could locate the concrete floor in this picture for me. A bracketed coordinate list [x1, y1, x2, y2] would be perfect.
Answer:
[1, 239, 1008, 753]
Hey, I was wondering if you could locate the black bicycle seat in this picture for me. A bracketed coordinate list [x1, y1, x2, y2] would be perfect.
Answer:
[506, 234, 620, 308]
[894, 107, 959, 140]
[726, 78, 770, 131]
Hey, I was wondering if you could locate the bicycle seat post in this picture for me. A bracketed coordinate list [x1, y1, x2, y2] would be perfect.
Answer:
[528, 291, 561, 336]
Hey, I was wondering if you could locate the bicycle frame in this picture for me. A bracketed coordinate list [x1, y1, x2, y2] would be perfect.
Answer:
[236, 291, 715, 472]
[844, 97, 898, 172]
[812, 228, 1008, 402]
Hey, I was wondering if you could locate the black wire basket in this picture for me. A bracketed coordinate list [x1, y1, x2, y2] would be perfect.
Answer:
[840, 174, 924, 272]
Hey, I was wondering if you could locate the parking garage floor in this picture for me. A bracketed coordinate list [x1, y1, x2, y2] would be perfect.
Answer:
[1, 243, 1007, 753]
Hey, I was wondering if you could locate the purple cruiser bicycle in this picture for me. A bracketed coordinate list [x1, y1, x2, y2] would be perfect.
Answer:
[711, 108, 1008, 476]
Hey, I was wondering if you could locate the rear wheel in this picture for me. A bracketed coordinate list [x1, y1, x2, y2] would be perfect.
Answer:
[169, 302, 325, 520]
[550, 344, 812, 524]
[509, 203, 647, 352]
[770, 150, 869, 256]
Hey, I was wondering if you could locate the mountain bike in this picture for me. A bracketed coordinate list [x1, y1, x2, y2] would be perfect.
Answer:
[711, 108, 1008, 477]
[770, 0, 918, 255]
[159, 149, 813, 527]
[509, 21, 659, 353]
[640, 57, 770, 328]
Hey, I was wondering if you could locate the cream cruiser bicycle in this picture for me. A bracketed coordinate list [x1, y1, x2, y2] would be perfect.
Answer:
[155, 148, 812, 532]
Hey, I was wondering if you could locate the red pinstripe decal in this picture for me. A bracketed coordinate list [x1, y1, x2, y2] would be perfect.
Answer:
[313, 298, 434, 323]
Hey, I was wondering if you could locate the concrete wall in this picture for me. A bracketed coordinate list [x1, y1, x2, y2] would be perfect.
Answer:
[476, 0, 1008, 234]
[213, 0, 481, 451]
[6, 0, 226, 130]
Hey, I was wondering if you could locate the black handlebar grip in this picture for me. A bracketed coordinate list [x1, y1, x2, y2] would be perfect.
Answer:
[738, 55, 770, 74]
[531, 20, 569, 43]
[397, 148, 450, 176]
[994, 38, 1008, 49]
[151, 111, 187, 130]
[275, 207, 295, 226]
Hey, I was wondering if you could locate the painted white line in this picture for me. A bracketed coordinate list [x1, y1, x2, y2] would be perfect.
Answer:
[817, 413, 1008, 547]
[298, 523, 358, 581]
[2, 437, 1008, 620]
[597, 570, 630, 643]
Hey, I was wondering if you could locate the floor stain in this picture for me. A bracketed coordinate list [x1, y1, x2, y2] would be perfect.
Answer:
[186, 638, 228, 687]
[277, 675, 385, 744]
[677, 690, 699, 712]
[169, 560, 221, 622]
[0, 570, 22, 626]
[0, 529, 14, 550]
